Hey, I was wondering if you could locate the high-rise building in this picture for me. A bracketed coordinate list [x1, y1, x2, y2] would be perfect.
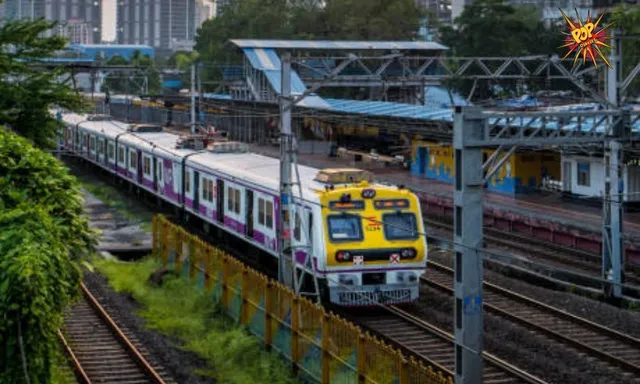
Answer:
[1, 0, 100, 43]
[117, 0, 196, 56]
[416, 0, 452, 24]
[195, 0, 214, 27]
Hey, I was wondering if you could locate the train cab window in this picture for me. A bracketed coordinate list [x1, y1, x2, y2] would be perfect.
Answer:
[185, 171, 191, 194]
[143, 156, 151, 176]
[382, 212, 418, 240]
[327, 214, 362, 242]
[107, 143, 115, 160]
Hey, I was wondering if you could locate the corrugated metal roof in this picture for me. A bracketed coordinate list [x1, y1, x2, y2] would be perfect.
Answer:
[231, 39, 448, 51]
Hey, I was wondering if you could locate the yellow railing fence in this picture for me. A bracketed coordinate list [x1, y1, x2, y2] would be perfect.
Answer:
[152, 215, 453, 384]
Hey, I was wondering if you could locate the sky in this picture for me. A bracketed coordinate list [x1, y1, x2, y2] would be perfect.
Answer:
[101, 0, 116, 42]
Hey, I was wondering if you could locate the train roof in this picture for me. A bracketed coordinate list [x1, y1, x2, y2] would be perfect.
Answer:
[61, 112, 397, 202]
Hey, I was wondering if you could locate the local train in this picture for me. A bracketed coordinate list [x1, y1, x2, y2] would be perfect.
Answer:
[59, 112, 428, 306]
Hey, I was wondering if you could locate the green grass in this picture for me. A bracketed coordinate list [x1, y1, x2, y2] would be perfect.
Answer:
[91, 257, 299, 384]
[79, 179, 154, 233]
[51, 349, 78, 384]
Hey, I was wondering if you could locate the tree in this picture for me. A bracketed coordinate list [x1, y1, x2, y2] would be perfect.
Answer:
[611, 4, 640, 99]
[0, 128, 97, 383]
[438, 0, 564, 99]
[102, 51, 162, 95]
[194, 0, 423, 85]
[0, 19, 87, 148]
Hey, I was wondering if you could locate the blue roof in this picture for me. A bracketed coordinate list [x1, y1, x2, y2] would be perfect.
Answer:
[67, 44, 155, 61]
[231, 39, 448, 51]
[424, 87, 472, 108]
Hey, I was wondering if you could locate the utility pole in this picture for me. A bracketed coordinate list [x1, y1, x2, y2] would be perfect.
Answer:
[190, 63, 196, 134]
[602, 27, 624, 299]
[278, 52, 294, 289]
[453, 106, 485, 384]
[198, 63, 203, 129]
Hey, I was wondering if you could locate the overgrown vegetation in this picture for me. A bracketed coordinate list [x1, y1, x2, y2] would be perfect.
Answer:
[93, 257, 298, 384]
[0, 19, 88, 148]
[79, 176, 153, 232]
[0, 129, 96, 383]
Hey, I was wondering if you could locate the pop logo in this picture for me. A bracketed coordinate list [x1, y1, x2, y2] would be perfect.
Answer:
[559, 8, 614, 68]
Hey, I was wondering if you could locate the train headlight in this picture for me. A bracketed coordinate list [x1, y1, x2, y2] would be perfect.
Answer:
[401, 248, 417, 259]
[336, 251, 352, 262]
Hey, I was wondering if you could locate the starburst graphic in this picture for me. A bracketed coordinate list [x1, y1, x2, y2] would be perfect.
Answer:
[558, 8, 614, 69]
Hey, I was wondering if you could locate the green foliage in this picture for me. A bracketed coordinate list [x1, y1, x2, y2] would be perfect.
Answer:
[611, 4, 640, 98]
[94, 257, 298, 384]
[438, 0, 565, 99]
[195, 0, 422, 83]
[0, 129, 96, 384]
[0, 19, 87, 148]
[102, 51, 162, 95]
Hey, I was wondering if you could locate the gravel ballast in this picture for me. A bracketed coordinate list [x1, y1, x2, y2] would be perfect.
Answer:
[83, 271, 215, 384]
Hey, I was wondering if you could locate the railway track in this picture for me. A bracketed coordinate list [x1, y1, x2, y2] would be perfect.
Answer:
[58, 282, 171, 384]
[424, 217, 640, 288]
[424, 260, 640, 380]
[349, 307, 547, 384]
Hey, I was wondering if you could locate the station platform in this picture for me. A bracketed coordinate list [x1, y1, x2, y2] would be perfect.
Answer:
[250, 144, 640, 262]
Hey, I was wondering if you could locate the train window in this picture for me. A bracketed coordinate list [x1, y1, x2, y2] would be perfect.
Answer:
[227, 186, 234, 211]
[294, 212, 301, 241]
[234, 189, 241, 214]
[107, 143, 115, 159]
[143, 156, 151, 175]
[130, 151, 137, 170]
[382, 213, 418, 240]
[327, 214, 362, 242]
[202, 176, 208, 200]
[157, 161, 163, 181]
[89, 136, 95, 151]
[208, 179, 214, 202]
[258, 198, 265, 225]
[118, 145, 125, 163]
[265, 200, 273, 229]
[97, 139, 104, 154]
[185, 171, 191, 193]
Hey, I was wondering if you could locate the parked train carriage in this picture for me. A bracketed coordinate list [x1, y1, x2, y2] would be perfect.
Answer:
[59, 112, 429, 306]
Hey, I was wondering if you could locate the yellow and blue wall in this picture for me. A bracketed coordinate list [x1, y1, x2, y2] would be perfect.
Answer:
[411, 141, 560, 195]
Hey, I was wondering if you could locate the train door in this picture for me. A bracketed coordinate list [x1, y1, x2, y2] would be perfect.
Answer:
[246, 190, 254, 238]
[216, 179, 225, 223]
[152, 157, 158, 191]
[193, 171, 200, 211]
[563, 161, 572, 193]
[418, 147, 427, 175]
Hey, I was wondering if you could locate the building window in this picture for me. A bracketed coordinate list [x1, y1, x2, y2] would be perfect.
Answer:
[577, 162, 590, 186]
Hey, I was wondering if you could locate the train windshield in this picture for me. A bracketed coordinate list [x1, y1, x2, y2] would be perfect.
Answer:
[383, 213, 419, 240]
[327, 214, 363, 242]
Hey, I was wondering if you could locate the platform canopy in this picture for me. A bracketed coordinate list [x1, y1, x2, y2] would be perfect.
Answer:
[228, 39, 448, 51]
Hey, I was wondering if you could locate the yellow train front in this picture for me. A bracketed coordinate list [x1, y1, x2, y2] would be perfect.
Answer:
[315, 172, 428, 306]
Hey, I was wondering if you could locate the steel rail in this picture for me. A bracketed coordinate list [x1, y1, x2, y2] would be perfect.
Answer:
[424, 260, 640, 375]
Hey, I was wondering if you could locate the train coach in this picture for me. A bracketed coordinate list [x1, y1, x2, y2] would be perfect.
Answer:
[60, 112, 429, 306]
